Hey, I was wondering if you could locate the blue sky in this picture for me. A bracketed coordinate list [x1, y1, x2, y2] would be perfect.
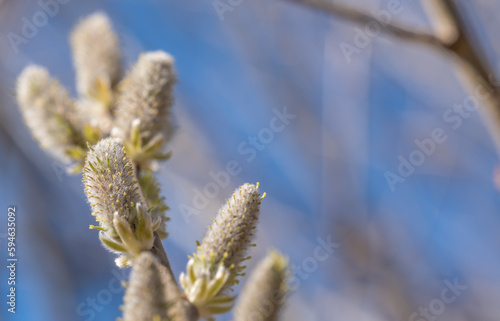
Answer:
[1, 1, 500, 320]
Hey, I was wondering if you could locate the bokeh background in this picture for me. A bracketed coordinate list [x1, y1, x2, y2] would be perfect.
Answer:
[1, 0, 500, 320]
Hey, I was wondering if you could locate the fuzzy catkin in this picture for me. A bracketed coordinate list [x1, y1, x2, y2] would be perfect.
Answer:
[122, 252, 173, 321]
[83, 137, 144, 227]
[199, 183, 262, 273]
[179, 183, 264, 318]
[115, 51, 176, 144]
[71, 12, 121, 98]
[16, 65, 83, 162]
[71, 12, 122, 135]
[122, 252, 198, 321]
[234, 251, 289, 321]
[83, 138, 170, 266]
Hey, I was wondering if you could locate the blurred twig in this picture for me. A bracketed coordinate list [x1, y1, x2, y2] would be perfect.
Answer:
[438, 0, 500, 154]
[286, 0, 500, 155]
[285, 0, 449, 47]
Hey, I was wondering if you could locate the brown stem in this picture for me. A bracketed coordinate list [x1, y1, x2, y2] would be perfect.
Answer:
[152, 233, 200, 320]
[285, 0, 500, 155]
[150, 231, 176, 283]
[285, 0, 445, 47]
[135, 167, 178, 287]
[439, 0, 500, 153]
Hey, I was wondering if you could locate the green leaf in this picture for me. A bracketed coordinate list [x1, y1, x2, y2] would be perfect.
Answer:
[113, 214, 142, 256]
[99, 233, 128, 253]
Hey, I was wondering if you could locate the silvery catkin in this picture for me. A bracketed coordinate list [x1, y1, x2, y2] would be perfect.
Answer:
[71, 12, 121, 100]
[16, 65, 84, 163]
[234, 250, 289, 321]
[180, 183, 265, 318]
[113, 51, 176, 169]
[83, 138, 163, 267]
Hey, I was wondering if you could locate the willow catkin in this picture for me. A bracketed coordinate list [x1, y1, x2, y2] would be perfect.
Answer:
[115, 51, 176, 144]
[199, 183, 263, 274]
[71, 12, 122, 134]
[180, 183, 265, 318]
[122, 252, 174, 321]
[83, 138, 164, 267]
[16, 65, 83, 162]
[234, 250, 289, 321]
[83, 137, 143, 225]
[122, 252, 199, 321]
[71, 12, 121, 99]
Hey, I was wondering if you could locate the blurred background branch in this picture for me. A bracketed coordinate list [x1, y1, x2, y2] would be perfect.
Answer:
[286, 0, 500, 154]
[285, 0, 447, 46]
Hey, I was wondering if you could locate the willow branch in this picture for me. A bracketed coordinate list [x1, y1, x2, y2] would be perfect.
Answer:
[136, 166, 177, 286]
[285, 0, 447, 48]
[286, 0, 500, 155]
[438, 0, 500, 152]
[149, 232, 175, 280]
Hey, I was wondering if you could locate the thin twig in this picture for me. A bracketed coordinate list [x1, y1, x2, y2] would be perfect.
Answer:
[150, 232, 175, 279]
[285, 0, 446, 48]
[421, 0, 459, 44]
[135, 167, 177, 284]
[148, 197, 199, 320]
[286, 0, 500, 155]
[429, 0, 500, 153]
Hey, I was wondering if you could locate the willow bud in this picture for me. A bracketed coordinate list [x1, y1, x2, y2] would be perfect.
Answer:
[71, 12, 121, 100]
[122, 252, 174, 321]
[234, 250, 289, 321]
[16, 65, 86, 165]
[71, 12, 122, 134]
[83, 138, 164, 267]
[180, 183, 265, 318]
[114, 51, 176, 169]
